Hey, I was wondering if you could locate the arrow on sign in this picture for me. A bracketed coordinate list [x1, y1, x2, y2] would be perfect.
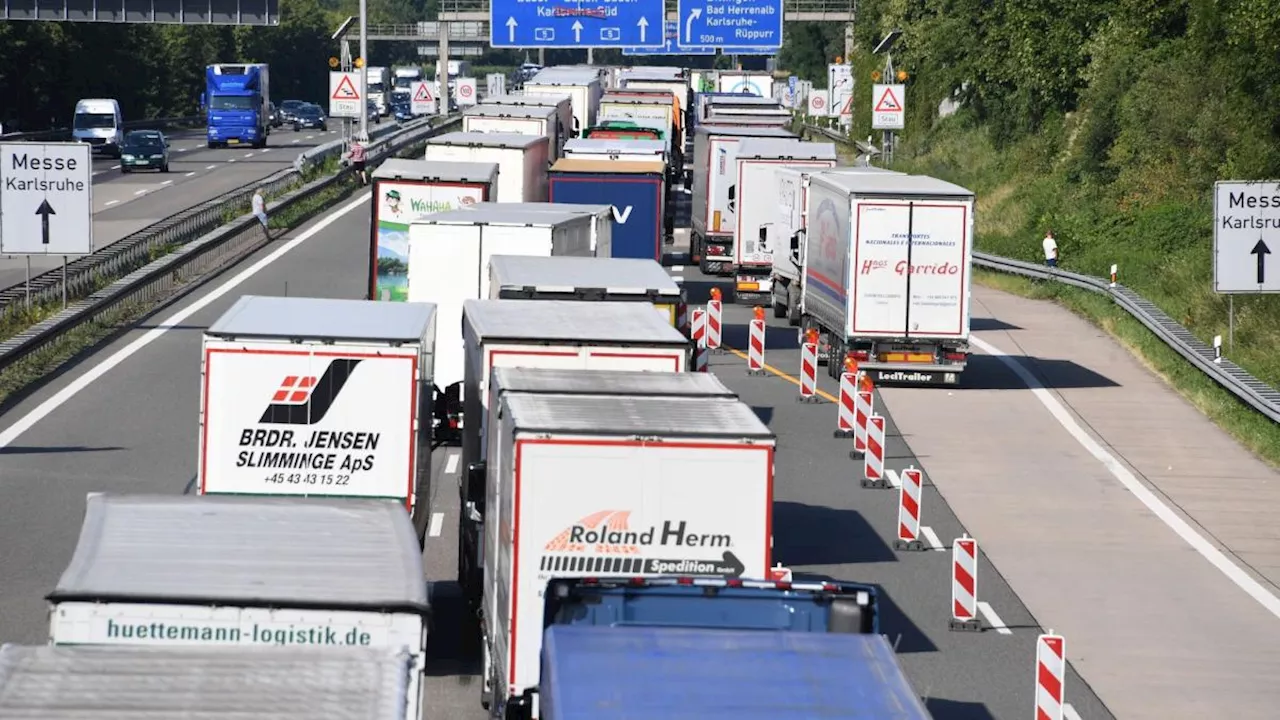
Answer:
[505, 16, 517, 43]
[1251, 238, 1271, 284]
[637, 16, 649, 43]
[684, 7, 701, 44]
[35, 198, 55, 246]
[572, 20, 583, 43]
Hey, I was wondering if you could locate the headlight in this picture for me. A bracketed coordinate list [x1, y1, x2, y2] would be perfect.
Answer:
[150, 154, 163, 159]
[122, 154, 135, 161]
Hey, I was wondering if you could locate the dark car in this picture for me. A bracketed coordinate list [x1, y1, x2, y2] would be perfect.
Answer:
[268, 102, 284, 128]
[292, 104, 328, 132]
[366, 101, 381, 125]
[392, 101, 414, 122]
[279, 99, 307, 124]
[120, 130, 169, 173]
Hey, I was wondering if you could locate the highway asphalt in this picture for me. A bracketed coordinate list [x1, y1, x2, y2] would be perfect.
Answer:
[0, 125, 341, 291]
[0, 187, 1117, 719]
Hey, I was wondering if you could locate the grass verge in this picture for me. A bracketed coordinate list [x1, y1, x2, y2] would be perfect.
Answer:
[974, 268, 1280, 468]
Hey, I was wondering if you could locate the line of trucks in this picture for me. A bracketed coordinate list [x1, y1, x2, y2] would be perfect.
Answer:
[0, 63, 975, 718]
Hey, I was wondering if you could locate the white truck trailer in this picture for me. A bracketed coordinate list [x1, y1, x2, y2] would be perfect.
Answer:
[198, 295, 437, 539]
[462, 106, 561, 160]
[47, 494, 430, 720]
[562, 137, 666, 165]
[406, 208, 595, 439]
[525, 70, 603, 137]
[456, 367, 738, 615]
[466, 201, 614, 257]
[368, 66, 392, 116]
[482, 93, 574, 156]
[488, 254, 684, 329]
[0, 645, 416, 719]
[481, 393, 775, 719]
[770, 165, 905, 326]
[802, 172, 976, 385]
[730, 138, 838, 305]
[690, 124, 797, 275]
[716, 71, 774, 98]
[425, 131, 551, 202]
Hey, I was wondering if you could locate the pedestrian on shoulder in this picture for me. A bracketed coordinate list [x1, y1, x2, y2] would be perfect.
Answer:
[252, 187, 272, 241]
[1042, 229, 1059, 268]
[348, 139, 368, 186]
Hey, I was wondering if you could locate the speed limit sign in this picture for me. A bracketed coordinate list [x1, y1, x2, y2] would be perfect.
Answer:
[808, 90, 830, 118]
[457, 77, 477, 106]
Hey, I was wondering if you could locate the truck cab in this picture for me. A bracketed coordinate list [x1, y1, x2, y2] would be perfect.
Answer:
[204, 64, 270, 149]
[72, 99, 123, 157]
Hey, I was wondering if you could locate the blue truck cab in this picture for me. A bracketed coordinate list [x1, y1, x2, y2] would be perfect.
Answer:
[204, 63, 270, 149]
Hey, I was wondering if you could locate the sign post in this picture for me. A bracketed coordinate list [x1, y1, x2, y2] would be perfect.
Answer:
[1213, 180, 1280, 350]
[329, 71, 362, 119]
[490, 0, 664, 49]
[0, 142, 93, 309]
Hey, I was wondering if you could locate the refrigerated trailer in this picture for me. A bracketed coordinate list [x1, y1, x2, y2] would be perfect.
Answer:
[47, 494, 430, 720]
[488, 255, 684, 330]
[199, 295, 437, 538]
[461, 106, 560, 159]
[480, 393, 775, 719]
[466, 201, 614, 256]
[802, 172, 976, 385]
[524, 71, 603, 137]
[481, 93, 573, 156]
[424, 131, 551, 202]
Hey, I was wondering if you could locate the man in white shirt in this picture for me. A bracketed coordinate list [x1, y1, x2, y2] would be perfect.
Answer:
[252, 187, 272, 241]
[1042, 230, 1058, 268]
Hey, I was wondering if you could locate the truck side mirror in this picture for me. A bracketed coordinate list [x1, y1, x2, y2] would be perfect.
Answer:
[790, 232, 801, 252]
[758, 226, 768, 243]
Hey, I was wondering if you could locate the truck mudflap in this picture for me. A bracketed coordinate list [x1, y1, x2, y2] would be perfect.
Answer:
[699, 238, 734, 275]
[859, 363, 966, 386]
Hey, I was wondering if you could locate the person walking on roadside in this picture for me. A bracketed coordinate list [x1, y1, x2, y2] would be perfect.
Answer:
[348, 138, 368, 186]
[251, 187, 272, 241]
[1042, 229, 1059, 268]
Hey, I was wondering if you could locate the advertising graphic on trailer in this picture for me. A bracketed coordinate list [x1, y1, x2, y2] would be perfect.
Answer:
[373, 179, 485, 301]
[200, 345, 417, 500]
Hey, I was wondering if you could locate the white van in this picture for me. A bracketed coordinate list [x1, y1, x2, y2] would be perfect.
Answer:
[73, 98, 123, 157]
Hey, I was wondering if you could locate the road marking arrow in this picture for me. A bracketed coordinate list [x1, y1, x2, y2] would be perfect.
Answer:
[506, 16, 517, 43]
[572, 20, 583, 43]
[684, 8, 701, 44]
[35, 198, 55, 245]
[1251, 237, 1271, 284]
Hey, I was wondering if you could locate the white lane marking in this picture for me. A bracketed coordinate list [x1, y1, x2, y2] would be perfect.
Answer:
[110, 165, 120, 170]
[228, 158, 237, 163]
[970, 335, 1280, 621]
[428, 512, 444, 537]
[103, 200, 119, 207]
[885, 468, 901, 488]
[445, 452, 460, 475]
[259, 149, 271, 154]
[243, 152, 254, 159]
[0, 193, 373, 449]
[160, 180, 172, 187]
[1064, 704, 1083, 720]
[291, 139, 301, 144]
[133, 189, 147, 196]
[671, 275, 684, 283]
[305, 135, 315, 140]
[976, 601, 1012, 635]
[184, 172, 196, 178]
[920, 526, 945, 551]
[671, 265, 685, 271]
[205, 165, 216, 170]
[175, 148, 186, 152]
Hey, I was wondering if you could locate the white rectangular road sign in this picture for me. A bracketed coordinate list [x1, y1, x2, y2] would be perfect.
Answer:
[486, 73, 506, 97]
[456, 77, 478, 107]
[0, 142, 93, 256]
[1214, 180, 1280, 294]
[872, 83, 906, 130]
[329, 71, 362, 119]
[828, 64, 854, 122]
[410, 81, 437, 116]
[807, 89, 830, 117]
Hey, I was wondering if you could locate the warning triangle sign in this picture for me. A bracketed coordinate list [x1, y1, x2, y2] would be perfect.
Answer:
[875, 87, 902, 112]
[842, 94, 854, 114]
[413, 84, 433, 102]
[332, 75, 360, 101]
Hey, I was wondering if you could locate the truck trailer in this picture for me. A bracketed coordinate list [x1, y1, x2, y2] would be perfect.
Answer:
[480, 393, 775, 718]
[482, 93, 574, 157]
[524, 70, 603, 137]
[730, 138, 839, 302]
[368, 66, 392, 116]
[548, 158, 668, 261]
[47, 494, 430, 720]
[802, 172, 975, 385]
[204, 63, 270, 149]
[462, 106, 561, 160]
[487, 255, 683, 329]
[456, 368, 738, 615]
[425, 131, 551, 202]
[198, 295, 437, 539]
[466, 201, 614, 256]
[369, 159, 499, 302]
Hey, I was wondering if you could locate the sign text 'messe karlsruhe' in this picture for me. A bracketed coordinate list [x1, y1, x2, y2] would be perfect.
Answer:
[5, 151, 88, 192]
[1220, 187, 1280, 230]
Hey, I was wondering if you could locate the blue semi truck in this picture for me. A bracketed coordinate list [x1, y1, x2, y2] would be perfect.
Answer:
[548, 158, 669, 262]
[203, 63, 270, 149]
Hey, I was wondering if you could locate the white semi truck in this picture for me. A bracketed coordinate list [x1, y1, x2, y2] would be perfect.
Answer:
[801, 172, 976, 385]
[368, 66, 392, 116]
[47, 494, 430, 720]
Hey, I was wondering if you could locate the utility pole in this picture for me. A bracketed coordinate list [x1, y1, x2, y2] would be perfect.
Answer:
[358, 0, 369, 141]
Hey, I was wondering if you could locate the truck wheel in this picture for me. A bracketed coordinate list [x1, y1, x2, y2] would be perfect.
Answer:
[772, 297, 786, 318]
[787, 285, 802, 326]
[690, 233, 702, 264]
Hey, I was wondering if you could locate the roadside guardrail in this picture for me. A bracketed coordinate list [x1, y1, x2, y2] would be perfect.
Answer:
[0, 115, 206, 142]
[802, 122, 1280, 424]
[0, 115, 461, 384]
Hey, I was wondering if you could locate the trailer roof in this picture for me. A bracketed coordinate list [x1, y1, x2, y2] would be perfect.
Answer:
[50, 494, 429, 613]
[463, 105, 556, 120]
[602, 94, 674, 106]
[527, 73, 599, 85]
[812, 172, 975, 198]
[540, 627, 929, 720]
[777, 165, 906, 178]
[489, 255, 680, 296]
[564, 138, 665, 154]
[416, 206, 593, 226]
[550, 158, 666, 175]
[695, 125, 796, 138]
[371, 158, 498, 185]
[482, 93, 571, 106]
[735, 137, 838, 161]
[427, 131, 548, 149]
[504, 393, 773, 438]
[464, 299, 687, 345]
[0, 645, 412, 719]
[468, 201, 612, 216]
[699, 117, 793, 128]
[206, 295, 435, 343]
[493, 367, 736, 398]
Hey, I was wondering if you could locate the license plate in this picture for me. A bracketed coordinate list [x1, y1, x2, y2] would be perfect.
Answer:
[737, 282, 760, 292]
[228, 139, 239, 144]
[881, 352, 933, 363]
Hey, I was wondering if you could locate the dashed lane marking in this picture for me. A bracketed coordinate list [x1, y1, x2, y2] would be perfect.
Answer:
[920, 526, 945, 551]
[429, 512, 444, 537]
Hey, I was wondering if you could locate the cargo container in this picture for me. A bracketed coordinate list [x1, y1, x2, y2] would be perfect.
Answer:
[406, 208, 595, 437]
[597, 94, 679, 176]
[583, 121, 663, 142]
[462, 105, 560, 159]
[456, 367, 737, 612]
[199, 296, 436, 536]
[47, 494, 430, 719]
[424, 131, 550, 202]
[690, 124, 797, 274]
[708, 104, 792, 123]
[488, 255, 683, 327]
[466, 201, 614, 256]
[0, 645, 418, 720]
[771, 166, 906, 326]
[549, 158, 668, 260]
[716, 71, 774, 98]
[562, 137, 665, 164]
[610, 82, 688, 151]
[369, 159, 499, 302]
[697, 93, 778, 123]
[730, 138, 838, 303]
[480, 393, 775, 718]
[803, 172, 975, 385]
[525, 71, 603, 137]
[481, 93, 573, 155]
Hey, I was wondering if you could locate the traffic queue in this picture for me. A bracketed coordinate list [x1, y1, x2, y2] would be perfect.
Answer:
[0, 63, 980, 719]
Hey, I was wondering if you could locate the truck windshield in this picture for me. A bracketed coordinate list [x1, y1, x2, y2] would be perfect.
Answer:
[210, 96, 254, 110]
[369, 82, 386, 93]
[394, 77, 415, 89]
[73, 113, 115, 129]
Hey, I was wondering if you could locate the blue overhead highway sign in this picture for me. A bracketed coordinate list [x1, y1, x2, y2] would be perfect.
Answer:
[721, 46, 778, 55]
[677, 0, 783, 49]
[491, 0, 665, 48]
[624, 20, 716, 55]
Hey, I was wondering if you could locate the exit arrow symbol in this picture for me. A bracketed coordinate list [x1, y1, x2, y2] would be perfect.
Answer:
[1251, 238, 1271, 284]
[684, 7, 701, 44]
[505, 16, 517, 43]
[35, 198, 55, 246]
[572, 20, 583, 43]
